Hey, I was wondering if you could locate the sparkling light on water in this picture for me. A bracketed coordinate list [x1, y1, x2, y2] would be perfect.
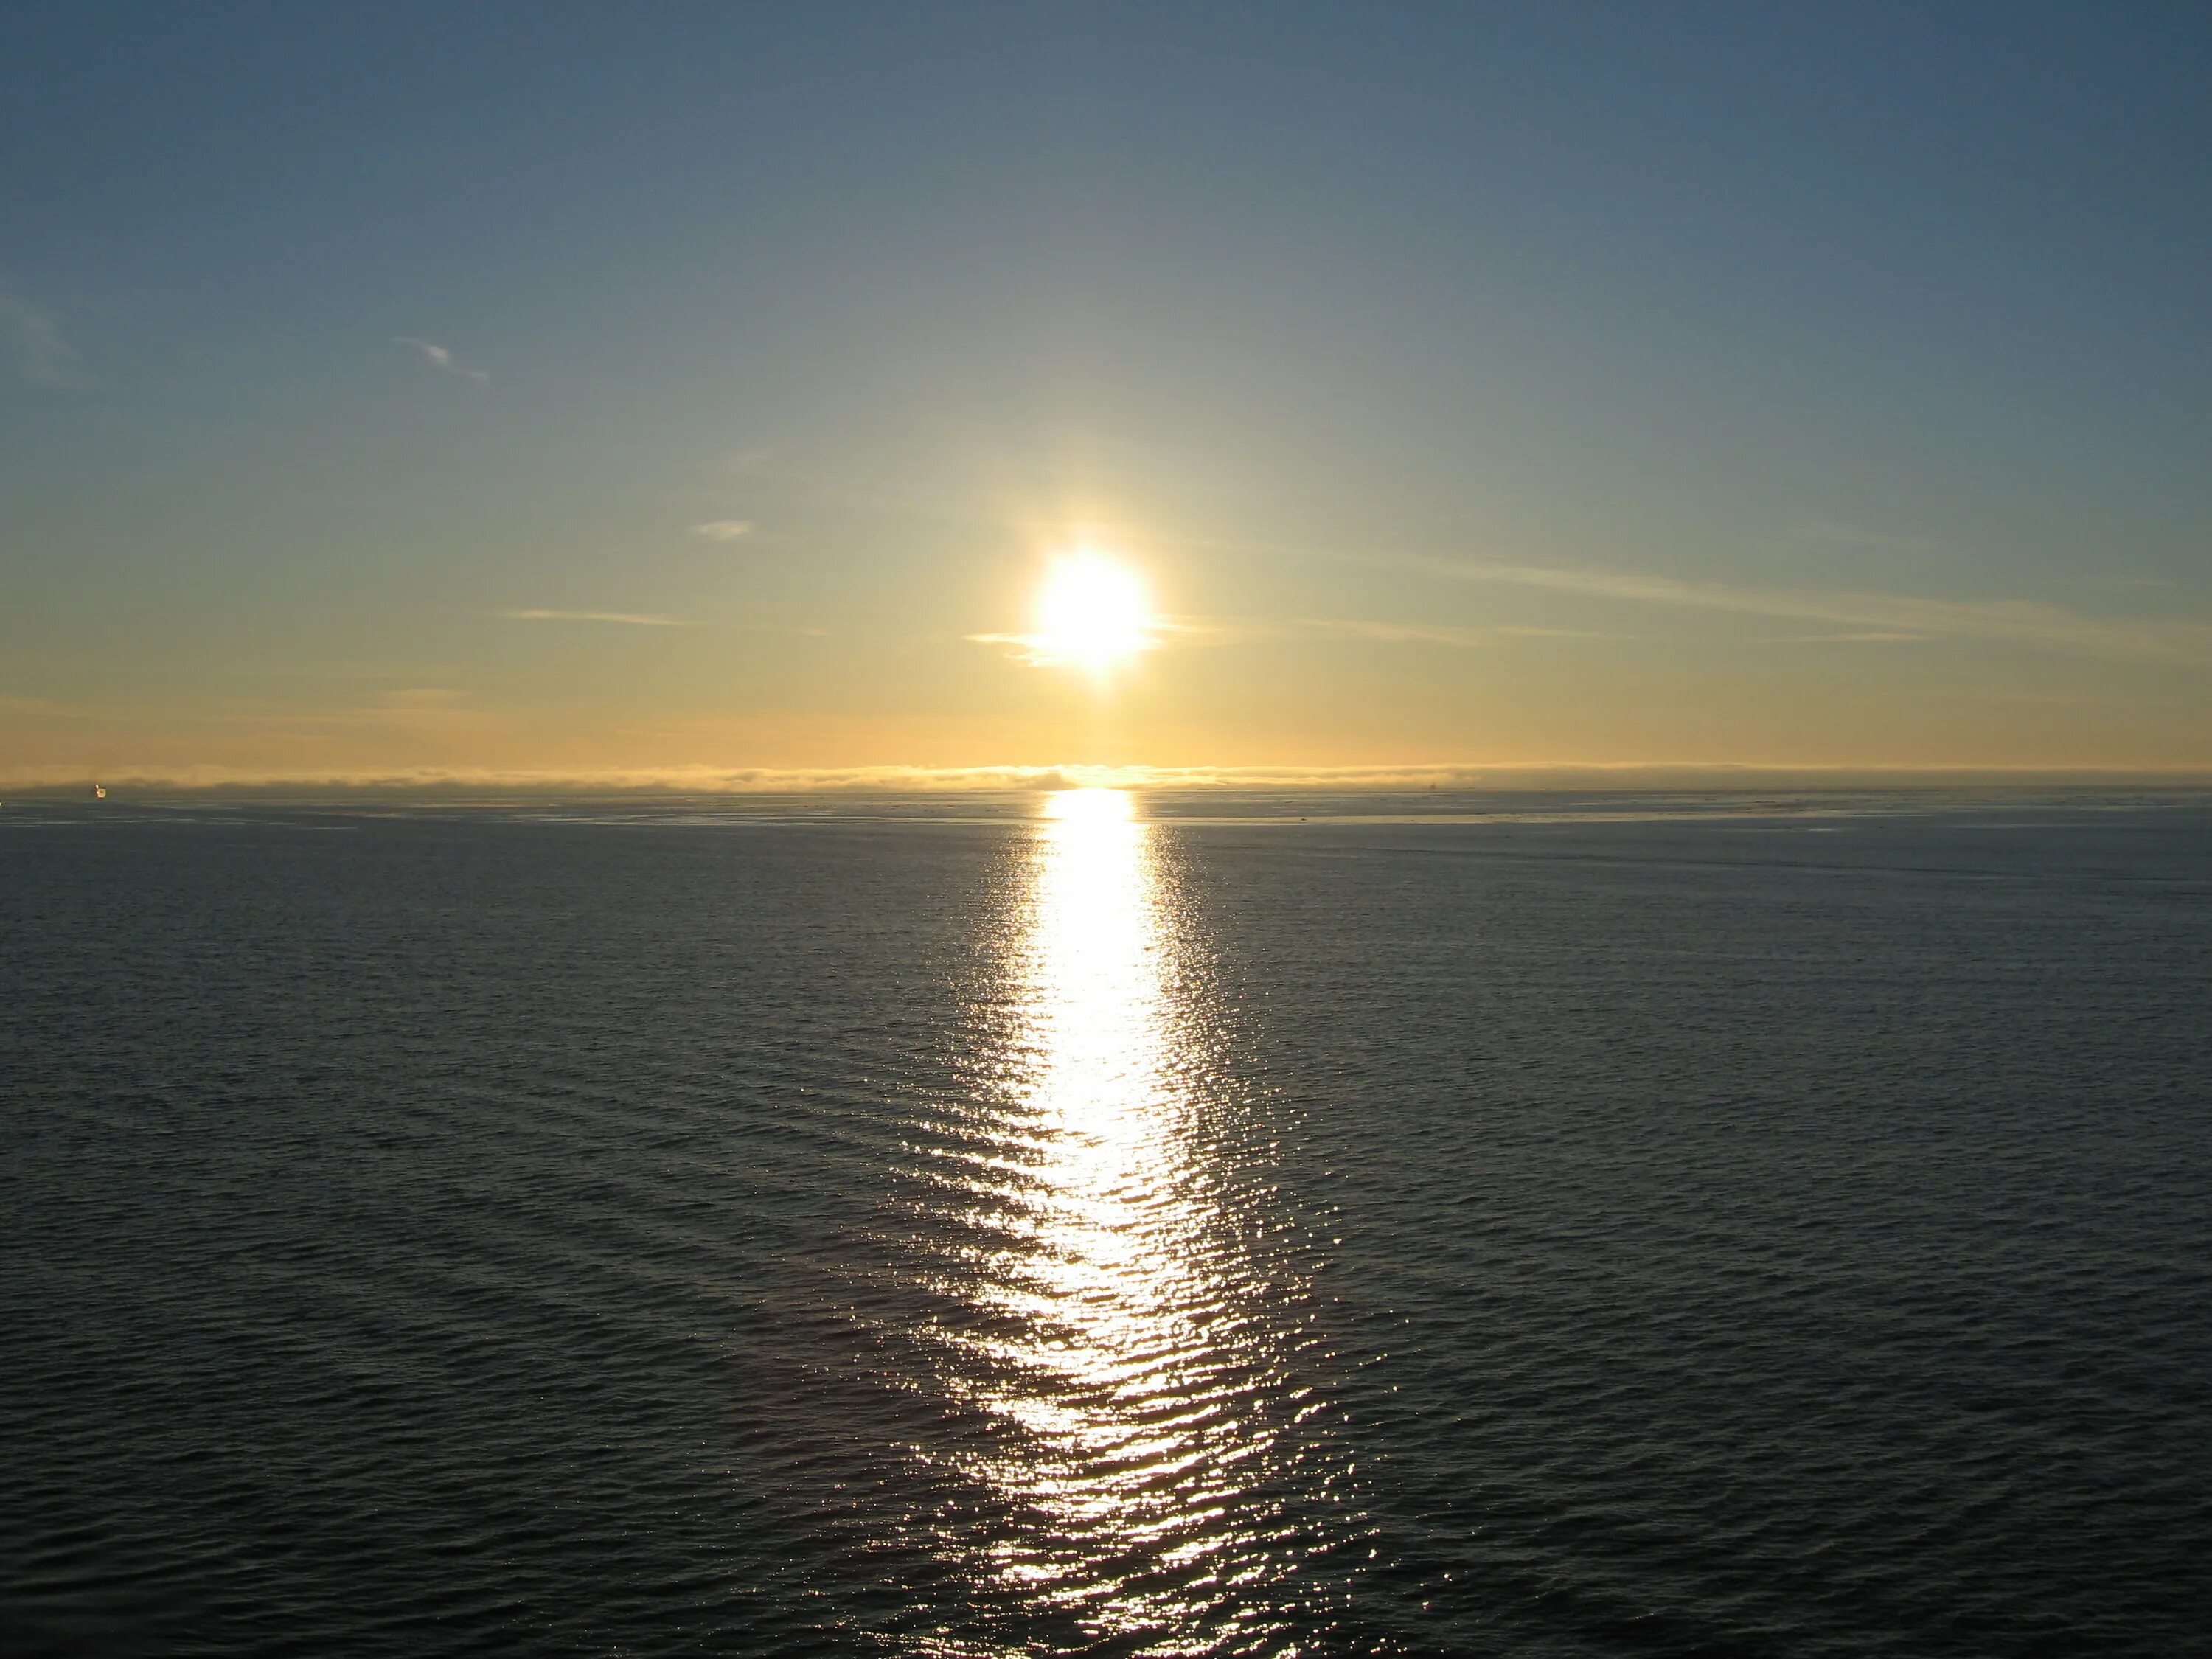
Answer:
[926, 788, 1335, 1652]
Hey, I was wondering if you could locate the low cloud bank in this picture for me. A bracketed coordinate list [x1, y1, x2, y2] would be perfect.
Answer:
[7, 762, 2211, 799]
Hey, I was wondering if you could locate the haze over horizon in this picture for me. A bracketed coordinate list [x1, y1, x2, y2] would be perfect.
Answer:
[6, 2, 2211, 787]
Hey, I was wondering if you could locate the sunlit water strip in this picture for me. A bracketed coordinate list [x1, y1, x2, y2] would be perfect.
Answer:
[905, 789, 1368, 1655]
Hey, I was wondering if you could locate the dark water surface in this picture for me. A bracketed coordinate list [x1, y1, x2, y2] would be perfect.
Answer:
[4, 791, 2208, 1656]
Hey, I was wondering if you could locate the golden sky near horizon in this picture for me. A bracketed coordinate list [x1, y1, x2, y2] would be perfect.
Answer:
[9, 524, 2209, 787]
[4, 10, 2211, 785]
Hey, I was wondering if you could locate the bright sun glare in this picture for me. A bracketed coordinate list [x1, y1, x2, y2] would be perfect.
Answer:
[1033, 552, 1155, 671]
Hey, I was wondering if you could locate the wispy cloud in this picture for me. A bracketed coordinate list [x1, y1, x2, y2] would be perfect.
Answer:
[503, 609, 692, 627]
[2057, 572, 2177, 591]
[0, 694, 86, 715]
[0, 284, 88, 387]
[967, 613, 1617, 661]
[966, 629, 1172, 668]
[1782, 521, 1956, 562]
[396, 336, 489, 385]
[1200, 616, 1618, 647]
[213, 688, 484, 727]
[692, 520, 754, 542]
[1398, 556, 2212, 664]
[1774, 631, 1927, 644]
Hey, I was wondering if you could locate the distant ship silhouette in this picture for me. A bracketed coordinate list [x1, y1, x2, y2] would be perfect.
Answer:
[91, 783, 106, 799]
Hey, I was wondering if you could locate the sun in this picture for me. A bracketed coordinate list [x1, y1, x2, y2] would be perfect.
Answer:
[1032, 552, 1155, 671]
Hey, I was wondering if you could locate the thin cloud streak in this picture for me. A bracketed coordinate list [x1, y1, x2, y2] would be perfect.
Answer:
[0, 284, 88, 387]
[1220, 617, 1616, 647]
[692, 520, 754, 542]
[1782, 521, 1957, 562]
[0, 695, 89, 716]
[396, 336, 489, 385]
[966, 616, 1613, 660]
[1145, 616, 1619, 649]
[504, 609, 692, 627]
[1775, 631, 1928, 644]
[965, 630, 1166, 668]
[1401, 555, 2212, 664]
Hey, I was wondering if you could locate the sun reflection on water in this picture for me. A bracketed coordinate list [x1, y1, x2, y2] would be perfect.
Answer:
[919, 787, 1351, 1652]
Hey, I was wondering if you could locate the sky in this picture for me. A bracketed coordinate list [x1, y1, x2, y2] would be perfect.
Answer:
[3, 1, 2210, 787]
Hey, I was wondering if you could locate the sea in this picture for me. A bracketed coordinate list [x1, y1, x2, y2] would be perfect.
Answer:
[4, 789, 2207, 1657]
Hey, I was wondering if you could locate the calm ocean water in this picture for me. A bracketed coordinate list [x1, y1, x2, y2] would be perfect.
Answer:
[4, 790, 2208, 1657]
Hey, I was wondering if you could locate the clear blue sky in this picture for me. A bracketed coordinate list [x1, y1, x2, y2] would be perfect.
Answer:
[4, 1, 2209, 784]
